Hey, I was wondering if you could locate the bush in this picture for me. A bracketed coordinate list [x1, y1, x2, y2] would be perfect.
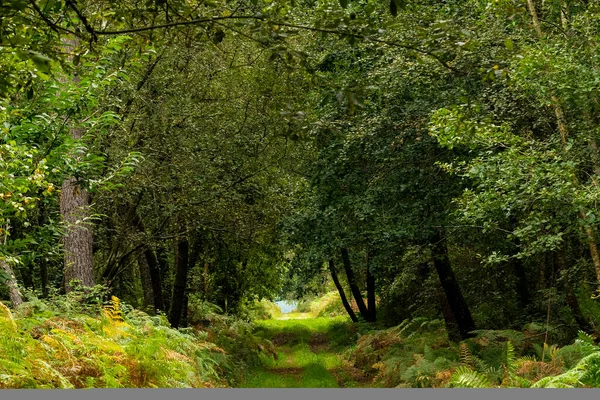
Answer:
[240, 299, 282, 321]
[186, 294, 224, 326]
[292, 291, 351, 318]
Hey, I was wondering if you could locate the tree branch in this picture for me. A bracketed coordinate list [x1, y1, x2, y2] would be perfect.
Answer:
[65, 0, 98, 42]
[272, 21, 461, 73]
[95, 15, 264, 35]
[86, 14, 460, 73]
[29, 0, 79, 36]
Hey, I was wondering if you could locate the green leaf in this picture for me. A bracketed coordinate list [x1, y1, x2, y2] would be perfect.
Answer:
[30, 52, 52, 73]
[504, 38, 514, 51]
[0, 269, 9, 284]
[339, 0, 348, 8]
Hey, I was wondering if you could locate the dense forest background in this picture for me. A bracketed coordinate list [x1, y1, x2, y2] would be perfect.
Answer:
[3, 0, 600, 388]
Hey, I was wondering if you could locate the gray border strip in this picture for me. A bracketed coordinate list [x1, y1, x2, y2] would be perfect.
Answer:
[1, 389, 600, 400]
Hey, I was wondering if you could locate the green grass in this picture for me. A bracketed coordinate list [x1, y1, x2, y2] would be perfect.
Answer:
[316, 351, 345, 369]
[242, 363, 339, 388]
[301, 363, 339, 387]
[277, 312, 312, 320]
[243, 370, 303, 388]
[239, 315, 364, 388]
[254, 316, 349, 340]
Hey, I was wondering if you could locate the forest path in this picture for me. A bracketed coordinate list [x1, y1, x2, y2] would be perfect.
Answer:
[239, 315, 372, 388]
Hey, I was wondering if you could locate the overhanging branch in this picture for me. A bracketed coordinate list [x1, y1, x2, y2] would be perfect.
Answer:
[95, 15, 264, 35]
[33, 7, 461, 74]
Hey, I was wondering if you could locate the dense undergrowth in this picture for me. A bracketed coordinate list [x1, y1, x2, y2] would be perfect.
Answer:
[0, 287, 274, 388]
[279, 293, 600, 388]
[341, 318, 600, 388]
[4, 286, 600, 389]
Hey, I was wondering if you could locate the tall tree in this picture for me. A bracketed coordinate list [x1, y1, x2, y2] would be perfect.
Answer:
[60, 36, 94, 292]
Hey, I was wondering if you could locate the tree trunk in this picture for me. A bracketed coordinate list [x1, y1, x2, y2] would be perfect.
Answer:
[418, 261, 461, 341]
[137, 253, 154, 311]
[40, 258, 48, 298]
[181, 291, 189, 328]
[556, 249, 594, 333]
[1, 223, 22, 307]
[60, 181, 94, 291]
[540, 253, 549, 290]
[1, 258, 23, 308]
[203, 261, 210, 301]
[431, 228, 476, 339]
[417, 261, 431, 281]
[157, 247, 170, 312]
[130, 210, 165, 312]
[169, 237, 189, 328]
[181, 238, 202, 328]
[508, 217, 531, 309]
[588, 138, 600, 177]
[60, 36, 94, 293]
[328, 259, 358, 322]
[436, 281, 462, 342]
[38, 199, 49, 298]
[340, 247, 369, 320]
[513, 257, 531, 309]
[526, 0, 543, 37]
[144, 248, 164, 312]
[366, 252, 376, 322]
[579, 213, 600, 293]
[20, 260, 34, 290]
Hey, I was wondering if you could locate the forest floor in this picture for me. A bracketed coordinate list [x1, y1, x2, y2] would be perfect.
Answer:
[239, 314, 374, 388]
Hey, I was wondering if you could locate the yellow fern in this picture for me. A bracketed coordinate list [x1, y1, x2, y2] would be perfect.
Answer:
[40, 334, 76, 368]
[103, 296, 125, 322]
[0, 300, 17, 332]
[102, 296, 132, 338]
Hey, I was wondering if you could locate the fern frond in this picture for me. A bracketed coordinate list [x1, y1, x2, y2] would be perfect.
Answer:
[506, 341, 517, 375]
[399, 317, 429, 337]
[459, 343, 474, 366]
[449, 366, 491, 388]
[0, 301, 17, 332]
[103, 296, 125, 322]
[473, 356, 490, 373]
[509, 374, 533, 388]
[576, 331, 595, 345]
[516, 355, 537, 364]
[532, 352, 600, 388]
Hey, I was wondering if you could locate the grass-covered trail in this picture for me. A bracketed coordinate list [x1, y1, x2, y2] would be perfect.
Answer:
[239, 314, 372, 388]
